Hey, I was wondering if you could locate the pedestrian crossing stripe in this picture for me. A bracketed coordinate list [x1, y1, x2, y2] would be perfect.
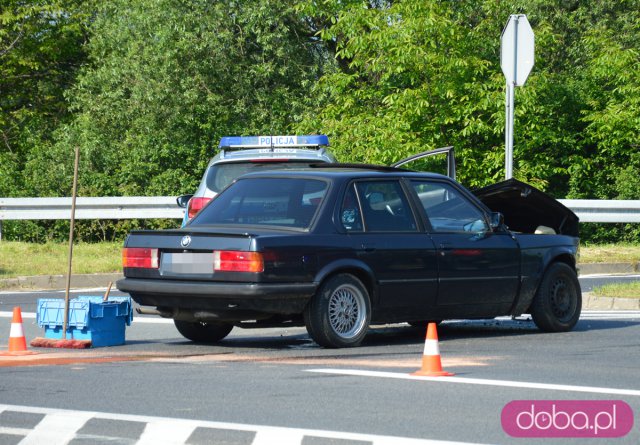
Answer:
[0, 403, 487, 445]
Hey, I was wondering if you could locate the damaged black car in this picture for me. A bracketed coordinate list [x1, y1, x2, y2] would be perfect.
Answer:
[117, 164, 581, 348]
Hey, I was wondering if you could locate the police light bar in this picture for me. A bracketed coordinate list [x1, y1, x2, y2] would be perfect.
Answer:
[219, 135, 329, 149]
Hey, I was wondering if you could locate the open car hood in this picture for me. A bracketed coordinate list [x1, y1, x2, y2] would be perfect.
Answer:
[473, 179, 579, 237]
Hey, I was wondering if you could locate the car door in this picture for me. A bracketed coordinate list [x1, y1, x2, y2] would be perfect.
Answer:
[408, 179, 520, 310]
[338, 180, 438, 314]
[392, 146, 456, 179]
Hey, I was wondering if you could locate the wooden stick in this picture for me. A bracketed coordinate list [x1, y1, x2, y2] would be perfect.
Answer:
[63, 146, 80, 339]
[103, 282, 113, 302]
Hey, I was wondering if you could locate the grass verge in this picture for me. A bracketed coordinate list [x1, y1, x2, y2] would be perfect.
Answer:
[593, 282, 640, 299]
[580, 243, 640, 264]
[0, 241, 122, 278]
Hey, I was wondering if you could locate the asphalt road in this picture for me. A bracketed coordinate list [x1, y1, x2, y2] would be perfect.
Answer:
[1, 280, 640, 445]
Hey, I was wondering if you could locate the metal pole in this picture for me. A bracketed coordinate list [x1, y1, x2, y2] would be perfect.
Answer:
[505, 82, 515, 179]
[505, 15, 520, 180]
[63, 146, 80, 339]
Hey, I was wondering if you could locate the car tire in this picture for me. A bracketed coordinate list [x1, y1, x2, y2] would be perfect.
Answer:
[174, 319, 233, 343]
[530, 262, 582, 332]
[304, 274, 371, 348]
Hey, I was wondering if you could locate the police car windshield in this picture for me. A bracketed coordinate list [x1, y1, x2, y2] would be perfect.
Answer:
[205, 161, 322, 193]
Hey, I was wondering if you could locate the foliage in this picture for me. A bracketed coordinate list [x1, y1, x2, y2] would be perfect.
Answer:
[0, 0, 91, 197]
[1, 0, 639, 242]
[295, 0, 640, 197]
[0, 218, 177, 243]
[46, 0, 330, 198]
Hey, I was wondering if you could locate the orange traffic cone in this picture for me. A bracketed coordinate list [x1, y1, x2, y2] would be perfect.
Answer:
[412, 322, 454, 377]
[1, 307, 37, 356]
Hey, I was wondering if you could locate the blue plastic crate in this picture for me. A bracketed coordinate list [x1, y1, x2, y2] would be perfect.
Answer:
[36, 296, 133, 347]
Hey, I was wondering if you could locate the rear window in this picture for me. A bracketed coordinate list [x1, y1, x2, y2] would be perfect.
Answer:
[193, 177, 329, 229]
[206, 161, 322, 193]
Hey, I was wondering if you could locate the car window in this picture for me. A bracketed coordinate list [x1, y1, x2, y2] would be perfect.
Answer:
[193, 177, 328, 229]
[354, 181, 417, 232]
[205, 161, 320, 193]
[340, 184, 363, 232]
[411, 180, 488, 233]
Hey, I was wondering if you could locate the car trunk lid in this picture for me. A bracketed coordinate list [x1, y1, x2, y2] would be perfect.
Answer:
[123, 228, 260, 280]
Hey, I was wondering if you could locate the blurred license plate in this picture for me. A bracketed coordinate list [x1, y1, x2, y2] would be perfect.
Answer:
[160, 252, 212, 275]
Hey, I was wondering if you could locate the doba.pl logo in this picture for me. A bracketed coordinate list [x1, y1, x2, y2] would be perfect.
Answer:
[501, 400, 634, 438]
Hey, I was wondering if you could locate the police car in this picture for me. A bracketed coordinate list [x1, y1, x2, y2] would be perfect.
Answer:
[177, 135, 335, 225]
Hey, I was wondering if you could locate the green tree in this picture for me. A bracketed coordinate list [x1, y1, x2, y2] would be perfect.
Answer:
[296, 0, 640, 201]
[295, 1, 541, 187]
[570, 8, 640, 200]
[48, 0, 330, 199]
[0, 0, 90, 197]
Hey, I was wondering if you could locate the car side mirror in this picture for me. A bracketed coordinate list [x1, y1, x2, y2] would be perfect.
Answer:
[176, 194, 193, 208]
[489, 212, 504, 229]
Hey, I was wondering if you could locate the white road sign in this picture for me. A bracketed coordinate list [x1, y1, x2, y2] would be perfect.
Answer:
[501, 15, 535, 86]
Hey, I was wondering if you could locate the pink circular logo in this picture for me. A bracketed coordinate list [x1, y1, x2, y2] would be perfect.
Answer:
[501, 400, 634, 438]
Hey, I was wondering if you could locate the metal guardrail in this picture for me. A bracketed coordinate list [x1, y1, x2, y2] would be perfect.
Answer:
[0, 197, 638, 238]
[0, 197, 183, 221]
[559, 199, 640, 223]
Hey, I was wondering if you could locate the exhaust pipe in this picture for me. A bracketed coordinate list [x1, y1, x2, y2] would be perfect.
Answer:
[136, 307, 175, 318]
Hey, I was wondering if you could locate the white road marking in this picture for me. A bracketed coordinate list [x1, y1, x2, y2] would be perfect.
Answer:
[307, 369, 640, 397]
[0, 311, 35, 319]
[580, 310, 640, 319]
[580, 274, 640, 279]
[137, 420, 197, 445]
[582, 311, 640, 314]
[0, 426, 31, 436]
[581, 315, 640, 320]
[252, 429, 303, 445]
[0, 403, 488, 445]
[17, 409, 94, 445]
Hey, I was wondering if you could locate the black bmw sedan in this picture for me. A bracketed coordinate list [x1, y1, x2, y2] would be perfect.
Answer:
[117, 166, 581, 348]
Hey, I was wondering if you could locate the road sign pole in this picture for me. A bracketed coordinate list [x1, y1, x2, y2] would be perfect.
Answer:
[505, 15, 519, 180]
[505, 82, 514, 179]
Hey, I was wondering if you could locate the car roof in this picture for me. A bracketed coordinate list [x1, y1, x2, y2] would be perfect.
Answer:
[202, 144, 335, 169]
[236, 165, 451, 181]
[216, 149, 333, 162]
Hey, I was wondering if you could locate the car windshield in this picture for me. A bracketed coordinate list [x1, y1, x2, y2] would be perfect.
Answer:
[206, 161, 322, 193]
[192, 177, 329, 229]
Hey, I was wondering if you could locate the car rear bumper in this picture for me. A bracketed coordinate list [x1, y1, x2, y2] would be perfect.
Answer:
[116, 278, 317, 316]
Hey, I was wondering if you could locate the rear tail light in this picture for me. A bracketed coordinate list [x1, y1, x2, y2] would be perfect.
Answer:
[122, 247, 159, 269]
[187, 197, 212, 219]
[213, 251, 264, 272]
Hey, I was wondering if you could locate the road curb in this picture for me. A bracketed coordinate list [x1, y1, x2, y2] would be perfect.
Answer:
[583, 292, 640, 311]
[579, 262, 639, 275]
